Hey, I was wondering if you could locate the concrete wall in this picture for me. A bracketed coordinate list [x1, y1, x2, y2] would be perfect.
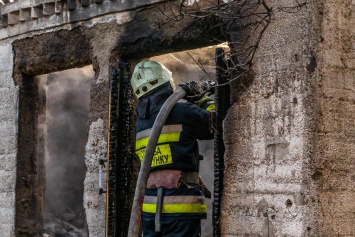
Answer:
[221, 0, 355, 236]
[221, 1, 319, 236]
[84, 118, 107, 237]
[315, 0, 355, 235]
[0, 45, 17, 236]
[0, 0, 164, 39]
[221, 0, 319, 235]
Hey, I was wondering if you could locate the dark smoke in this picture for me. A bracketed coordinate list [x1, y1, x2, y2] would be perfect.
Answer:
[40, 66, 94, 236]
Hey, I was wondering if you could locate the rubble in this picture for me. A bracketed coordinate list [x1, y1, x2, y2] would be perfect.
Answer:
[43, 209, 88, 237]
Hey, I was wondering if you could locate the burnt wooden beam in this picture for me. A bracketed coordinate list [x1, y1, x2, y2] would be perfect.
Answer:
[119, 15, 226, 60]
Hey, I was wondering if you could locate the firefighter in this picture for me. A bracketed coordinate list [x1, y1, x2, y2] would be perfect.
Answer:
[130, 60, 214, 237]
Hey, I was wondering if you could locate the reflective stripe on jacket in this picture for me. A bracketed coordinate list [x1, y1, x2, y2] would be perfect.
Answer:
[136, 107, 213, 171]
[194, 96, 216, 112]
[135, 125, 182, 167]
[142, 195, 206, 214]
[142, 182, 207, 220]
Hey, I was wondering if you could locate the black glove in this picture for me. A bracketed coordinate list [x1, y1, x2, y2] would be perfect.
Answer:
[179, 81, 206, 102]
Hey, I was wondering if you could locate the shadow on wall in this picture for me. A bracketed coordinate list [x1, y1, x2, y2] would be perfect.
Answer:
[36, 66, 94, 237]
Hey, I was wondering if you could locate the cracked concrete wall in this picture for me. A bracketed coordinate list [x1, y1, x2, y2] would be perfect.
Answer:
[0, 45, 17, 236]
[221, 0, 355, 236]
[222, 0, 316, 236]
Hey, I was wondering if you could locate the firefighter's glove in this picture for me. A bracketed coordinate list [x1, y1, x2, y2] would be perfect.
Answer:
[179, 81, 206, 103]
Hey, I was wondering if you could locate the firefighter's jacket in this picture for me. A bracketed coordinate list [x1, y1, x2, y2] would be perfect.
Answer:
[135, 83, 214, 220]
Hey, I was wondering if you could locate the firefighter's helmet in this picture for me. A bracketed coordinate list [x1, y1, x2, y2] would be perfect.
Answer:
[130, 61, 176, 99]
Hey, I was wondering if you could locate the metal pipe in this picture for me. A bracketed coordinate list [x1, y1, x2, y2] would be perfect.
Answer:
[128, 88, 186, 237]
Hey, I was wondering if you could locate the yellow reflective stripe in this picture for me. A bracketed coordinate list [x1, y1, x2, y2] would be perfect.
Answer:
[142, 203, 207, 214]
[144, 195, 205, 205]
[135, 132, 180, 150]
[136, 144, 173, 167]
[195, 96, 208, 107]
[206, 103, 215, 111]
[136, 124, 183, 140]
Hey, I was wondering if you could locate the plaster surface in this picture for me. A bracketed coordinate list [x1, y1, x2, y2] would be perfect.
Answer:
[0, 45, 17, 237]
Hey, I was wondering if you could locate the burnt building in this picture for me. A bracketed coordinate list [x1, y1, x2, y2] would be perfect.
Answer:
[0, 0, 354, 236]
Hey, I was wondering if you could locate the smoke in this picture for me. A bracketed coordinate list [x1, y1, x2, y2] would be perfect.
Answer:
[151, 46, 218, 237]
[150, 46, 216, 84]
[39, 66, 94, 233]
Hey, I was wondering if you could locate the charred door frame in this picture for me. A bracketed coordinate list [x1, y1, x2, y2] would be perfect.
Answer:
[106, 50, 231, 237]
[106, 62, 137, 237]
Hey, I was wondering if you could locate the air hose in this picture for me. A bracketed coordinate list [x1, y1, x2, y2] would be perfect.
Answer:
[127, 88, 187, 237]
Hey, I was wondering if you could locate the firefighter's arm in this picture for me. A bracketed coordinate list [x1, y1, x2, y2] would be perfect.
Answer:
[179, 103, 214, 140]
[193, 95, 215, 112]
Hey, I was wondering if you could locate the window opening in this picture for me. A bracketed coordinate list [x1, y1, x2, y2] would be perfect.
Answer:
[37, 66, 94, 237]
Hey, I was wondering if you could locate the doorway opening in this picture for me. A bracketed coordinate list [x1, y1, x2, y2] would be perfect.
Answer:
[37, 66, 94, 237]
[150, 46, 216, 237]
[140, 44, 229, 237]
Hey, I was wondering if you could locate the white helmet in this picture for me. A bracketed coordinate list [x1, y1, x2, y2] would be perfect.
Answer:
[130, 61, 176, 99]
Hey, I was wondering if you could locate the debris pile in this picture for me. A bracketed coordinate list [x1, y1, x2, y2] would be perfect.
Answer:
[43, 208, 88, 237]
